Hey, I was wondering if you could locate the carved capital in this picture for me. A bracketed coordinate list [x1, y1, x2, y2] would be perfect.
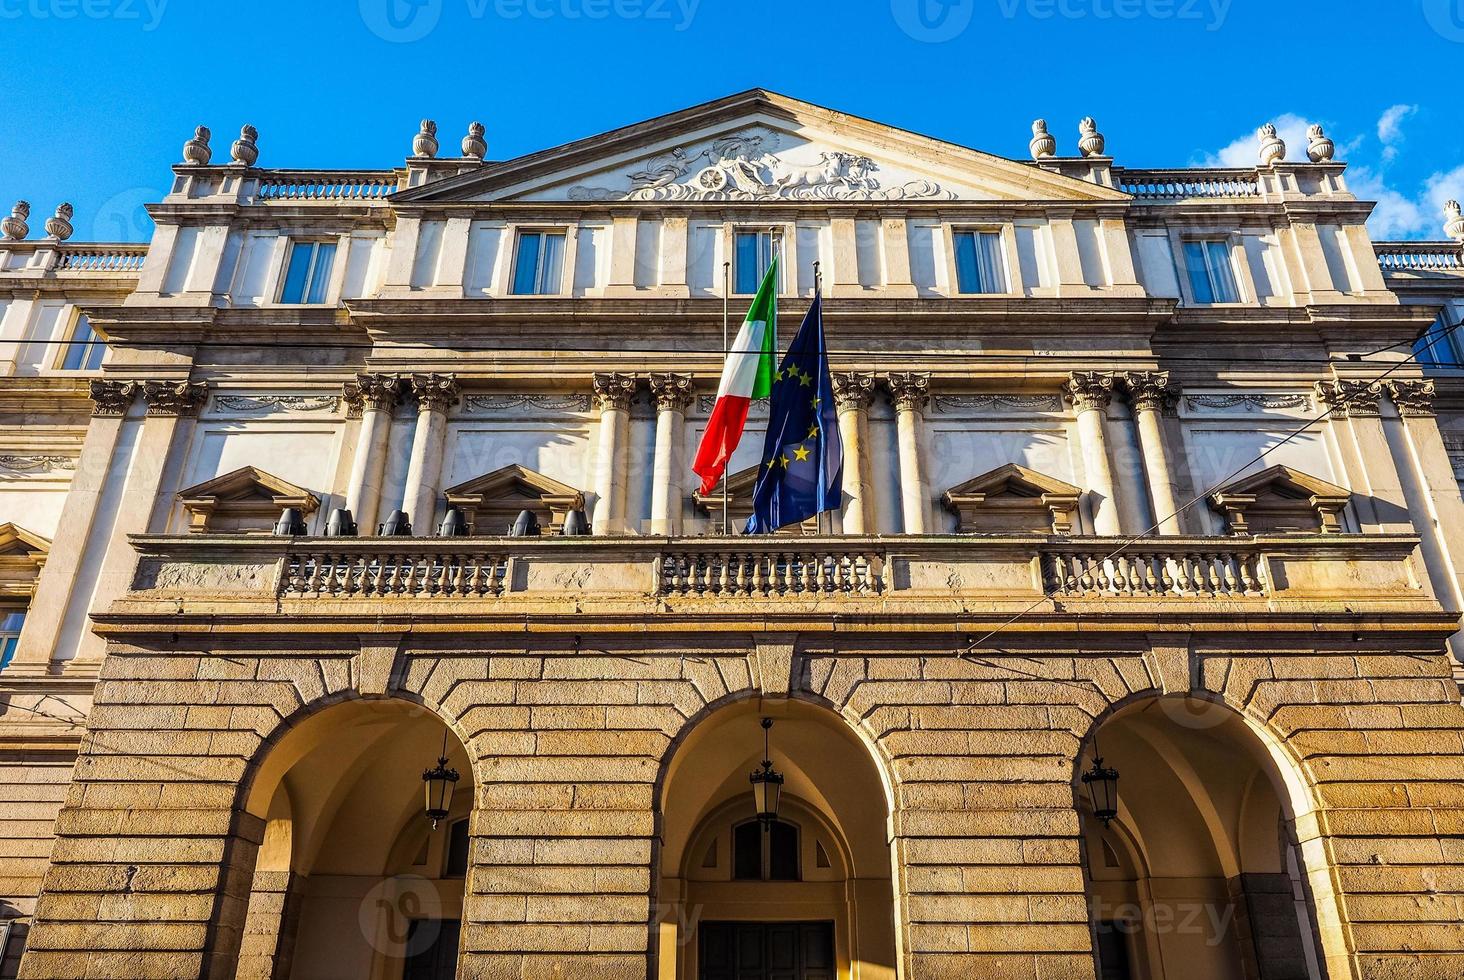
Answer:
[886, 372, 931, 413]
[832, 372, 878, 412]
[343, 373, 403, 418]
[1315, 379, 1383, 418]
[88, 379, 138, 417]
[142, 380, 209, 417]
[1387, 380, 1437, 418]
[592, 372, 638, 413]
[1121, 371, 1178, 416]
[410, 374, 460, 414]
[1064, 371, 1115, 413]
[647, 373, 695, 413]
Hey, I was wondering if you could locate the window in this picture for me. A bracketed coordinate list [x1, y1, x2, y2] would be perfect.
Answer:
[954, 230, 1008, 294]
[732, 819, 799, 881]
[734, 230, 780, 294]
[510, 231, 566, 295]
[278, 240, 337, 304]
[1183, 240, 1241, 304]
[59, 313, 105, 371]
[0, 611, 23, 670]
[1416, 315, 1463, 367]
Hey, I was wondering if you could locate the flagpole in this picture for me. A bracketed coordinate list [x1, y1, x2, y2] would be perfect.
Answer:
[721, 260, 731, 536]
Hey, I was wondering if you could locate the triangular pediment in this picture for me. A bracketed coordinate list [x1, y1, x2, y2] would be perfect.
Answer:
[0, 523, 49, 559]
[0, 523, 49, 598]
[1209, 465, 1350, 535]
[946, 463, 1082, 502]
[1214, 465, 1349, 503]
[943, 464, 1081, 535]
[396, 90, 1128, 205]
[179, 466, 318, 507]
[443, 464, 586, 534]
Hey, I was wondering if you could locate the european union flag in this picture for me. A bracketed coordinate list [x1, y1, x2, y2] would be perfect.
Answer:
[745, 291, 843, 534]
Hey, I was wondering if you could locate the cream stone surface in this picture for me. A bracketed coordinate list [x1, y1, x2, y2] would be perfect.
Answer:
[1, 90, 1464, 980]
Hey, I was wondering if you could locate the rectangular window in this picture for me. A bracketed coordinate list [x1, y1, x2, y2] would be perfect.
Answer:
[510, 231, 566, 295]
[0, 611, 23, 670]
[1183, 240, 1241, 304]
[279, 240, 337, 304]
[734, 230, 780, 294]
[59, 314, 105, 371]
[954, 230, 1008, 294]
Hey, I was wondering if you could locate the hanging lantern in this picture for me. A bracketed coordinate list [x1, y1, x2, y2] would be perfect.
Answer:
[422, 732, 460, 830]
[748, 717, 784, 824]
[1082, 754, 1120, 826]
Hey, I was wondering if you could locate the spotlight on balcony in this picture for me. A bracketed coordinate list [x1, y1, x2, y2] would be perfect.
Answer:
[325, 508, 357, 537]
[438, 507, 468, 537]
[510, 509, 541, 537]
[561, 509, 590, 536]
[379, 510, 413, 536]
[273, 507, 307, 536]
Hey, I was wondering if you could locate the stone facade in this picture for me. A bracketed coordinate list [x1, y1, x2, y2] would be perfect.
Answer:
[0, 90, 1463, 978]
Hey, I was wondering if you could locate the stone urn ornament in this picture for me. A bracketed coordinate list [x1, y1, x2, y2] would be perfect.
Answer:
[231, 125, 259, 166]
[462, 121, 486, 160]
[1445, 200, 1464, 242]
[413, 119, 439, 159]
[1306, 124, 1335, 163]
[44, 203, 73, 241]
[1029, 119, 1056, 160]
[1078, 117, 1106, 157]
[1, 201, 30, 241]
[1256, 123, 1286, 166]
[182, 126, 212, 165]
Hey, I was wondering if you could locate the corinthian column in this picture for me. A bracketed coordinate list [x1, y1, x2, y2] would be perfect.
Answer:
[343, 373, 403, 532]
[833, 372, 878, 534]
[887, 372, 931, 534]
[400, 374, 459, 534]
[1122, 371, 1183, 534]
[592, 372, 637, 536]
[1065, 371, 1121, 535]
[648, 373, 695, 536]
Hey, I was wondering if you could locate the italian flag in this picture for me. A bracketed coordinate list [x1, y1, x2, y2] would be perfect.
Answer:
[692, 257, 779, 495]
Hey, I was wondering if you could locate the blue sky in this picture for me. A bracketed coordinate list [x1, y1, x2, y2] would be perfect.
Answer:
[2, 0, 1461, 242]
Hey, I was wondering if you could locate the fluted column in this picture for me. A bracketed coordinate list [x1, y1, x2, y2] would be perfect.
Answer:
[648, 373, 695, 536]
[1065, 371, 1121, 536]
[342, 373, 403, 532]
[833, 372, 878, 534]
[1122, 372, 1183, 534]
[592, 372, 637, 536]
[887, 372, 931, 534]
[400, 374, 459, 534]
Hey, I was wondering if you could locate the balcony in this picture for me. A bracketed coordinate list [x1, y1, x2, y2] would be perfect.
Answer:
[106, 533, 1448, 641]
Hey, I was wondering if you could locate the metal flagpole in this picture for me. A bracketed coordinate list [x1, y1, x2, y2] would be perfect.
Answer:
[722, 260, 731, 536]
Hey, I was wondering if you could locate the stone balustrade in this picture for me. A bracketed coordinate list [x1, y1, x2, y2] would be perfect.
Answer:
[280, 549, 508, 598]
[1043, 545, 1266, 598]
[54, 243, 148, 273]
[1115, 168, 1262, 200]
[1374, 241, 1464, 273]
[659, 548, 883, 597]
[254, 171, 399, 202]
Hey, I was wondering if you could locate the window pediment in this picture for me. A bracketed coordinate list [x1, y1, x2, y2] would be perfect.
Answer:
[0, 523, 49, 599]
[1209, 464, 1350, 535]
[177, 466, 320, 534]
[443, 464, 585, 535]
[943, 464, 1082, 534]
[693, 465, 818, 535]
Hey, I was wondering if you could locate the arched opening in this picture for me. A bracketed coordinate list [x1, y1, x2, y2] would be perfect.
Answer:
[234, 698, 474, 980]
[1077, 697, 1337, 980]
[655, 699, 898, 980]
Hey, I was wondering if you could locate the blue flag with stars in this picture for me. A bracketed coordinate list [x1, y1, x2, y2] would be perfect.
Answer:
[745, 291, 843, 534]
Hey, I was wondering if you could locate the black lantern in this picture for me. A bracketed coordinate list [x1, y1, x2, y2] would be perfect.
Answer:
[561, 509, 591, 536]
[422, 731, 460, 830]
[1082, 752, 1120, 827]
[273, 507, 307, 536]
[748, 717, 784, 824]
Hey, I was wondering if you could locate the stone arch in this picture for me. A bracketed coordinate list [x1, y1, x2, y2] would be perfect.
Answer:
[651, 692, 902, 980]
[1072, 693, 1349, 980]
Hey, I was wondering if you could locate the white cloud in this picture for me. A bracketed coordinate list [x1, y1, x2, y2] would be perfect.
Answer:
[1377, 104, 1417, 163]
[1196, 113, 1313, 167]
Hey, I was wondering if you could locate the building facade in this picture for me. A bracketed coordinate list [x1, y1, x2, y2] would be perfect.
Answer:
[1, 90, 1464, 979]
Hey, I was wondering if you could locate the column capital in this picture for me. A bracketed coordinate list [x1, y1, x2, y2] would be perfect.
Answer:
[885, 372, 931, 413]
[343, 373, 404, 418]
[647, 373, 695, 413]
[88, 379, 138, 417]
[592, 372, 638, 412]
[1315, 379, 1383, 418]
[142, 380, 209, 417]
[1387, 379, 1437, 418]
[1120, 371, 1178, 416]
[832, 372, 878, 411]
[410, 374, 460, 414]
[1064, 371, 1115, 413]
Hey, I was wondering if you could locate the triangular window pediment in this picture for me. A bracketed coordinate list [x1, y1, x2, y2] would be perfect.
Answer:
[1209, 465, 1350, 535]
[0, 523, 49, 599]
[443, 464, 585, 534]
[177, 466, 320, 534]
[944, 464, 1082, 535]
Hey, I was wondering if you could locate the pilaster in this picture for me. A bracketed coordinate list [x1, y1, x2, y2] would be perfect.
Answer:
[648, 373, 695, 535]
[886, 372, 931, 534]
[592, 372, 638, 535]
[833, 372, 879, 534]
[400, 374, 459, 533]
[1065, 371, 1120, 535]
